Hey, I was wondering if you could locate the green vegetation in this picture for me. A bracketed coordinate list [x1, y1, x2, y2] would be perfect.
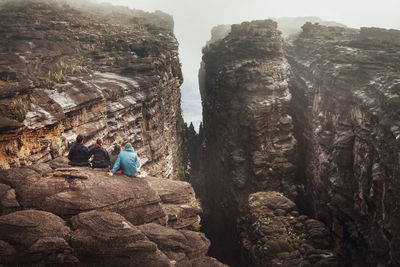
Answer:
[250, 201, 265, 208]
[39, 60, 88, 89]
[174, 107, 186, 181]
[171, 58, 183, 81]
[0, 98, 28, 122]
[104, 87, 124, 102]
[286, 226, 306, 244]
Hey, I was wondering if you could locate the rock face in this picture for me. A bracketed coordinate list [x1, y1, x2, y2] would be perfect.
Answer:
[200, 20, 298, 265]
[241, 191, 336, 266]
[200, 19, 400, 266]
[0, 0, 182, 179]
[0, 160, 225, 266]
[287, 23, 400, 266]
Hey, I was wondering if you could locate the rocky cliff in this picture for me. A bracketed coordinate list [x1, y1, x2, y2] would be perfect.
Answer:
[287, 22, 400, 266]
[200, 19, 400, 266]
[0, 0, 182, 179]
[0, 1, 230, 266]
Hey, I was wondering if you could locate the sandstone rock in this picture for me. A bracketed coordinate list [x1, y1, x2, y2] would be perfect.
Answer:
[71, 210, 171, 266]
[0, 0, 183, 179]
[138, 223, 210, 265]
[0, 209, 76, 265]
[288, 22, 400, 265]
[241, 191, 336, 266]
[146, 177, 202, 229]
[199, 19, 297, 265]
[16, 168, 166, 225]
[190, 256, 230, 267]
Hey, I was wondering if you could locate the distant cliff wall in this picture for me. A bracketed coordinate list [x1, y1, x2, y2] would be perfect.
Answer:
[287, 22, 400, 265]
[0, 0, 183, 179]
[200, 19, 400, 266]
[200, 20, 298, 265]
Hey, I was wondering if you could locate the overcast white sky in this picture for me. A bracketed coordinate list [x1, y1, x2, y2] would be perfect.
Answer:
[95, 0, 400, 129]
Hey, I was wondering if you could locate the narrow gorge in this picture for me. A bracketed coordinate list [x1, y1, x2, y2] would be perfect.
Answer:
[0, 0, 399, 266]
[198, 20, 400, 266]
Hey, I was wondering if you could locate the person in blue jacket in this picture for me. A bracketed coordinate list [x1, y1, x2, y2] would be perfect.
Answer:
[108, 143, 140, 177]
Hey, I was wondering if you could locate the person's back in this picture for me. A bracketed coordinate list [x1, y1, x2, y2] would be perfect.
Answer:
[109, 145, 121, 168]
[68, 135, 89, 166]
[89, 138, 110, 168]
[110, 143, 140, 176]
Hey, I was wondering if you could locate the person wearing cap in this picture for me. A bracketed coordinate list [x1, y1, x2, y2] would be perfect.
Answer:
[88, 138, 110, 168]
[68, 135, 90, 166]
[108, 143, 140, 177]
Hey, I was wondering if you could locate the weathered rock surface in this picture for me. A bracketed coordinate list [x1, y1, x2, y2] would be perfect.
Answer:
[138, 223, 210, 266]
[287, 22, 400, 266]
[0, 161, 226, 266]
[0, 0, 183, 179]
[70, 210, 171, 267]
[240, 192, 336, 266]
[199, 18, 400, 267]
[0, 209, 77, 264]
[199, 20, 298, 265]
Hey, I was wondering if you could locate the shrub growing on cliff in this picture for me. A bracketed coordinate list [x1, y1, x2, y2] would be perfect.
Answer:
[39, 60, 88, 89]
[0, 99, 27, 122]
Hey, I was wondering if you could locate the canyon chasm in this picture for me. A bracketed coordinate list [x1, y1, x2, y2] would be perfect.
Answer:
[0, 0, 400, 267]
[197, 19, 400, 267]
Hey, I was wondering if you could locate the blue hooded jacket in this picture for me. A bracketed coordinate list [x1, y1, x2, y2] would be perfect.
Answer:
[110, 146, 140, 176]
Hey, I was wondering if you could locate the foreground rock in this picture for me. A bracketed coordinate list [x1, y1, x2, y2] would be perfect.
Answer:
[0, 209, 77, 265]
[71, 210, 171, 266]
[0, 162, 226, 266]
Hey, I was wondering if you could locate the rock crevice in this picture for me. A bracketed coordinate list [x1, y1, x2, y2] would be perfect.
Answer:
[199, 19, 400, 266]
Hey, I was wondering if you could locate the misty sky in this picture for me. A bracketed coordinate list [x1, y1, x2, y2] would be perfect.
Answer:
[95, 0, 400, 129]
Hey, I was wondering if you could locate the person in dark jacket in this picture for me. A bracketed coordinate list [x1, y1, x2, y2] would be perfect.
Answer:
[68, 135, 89, 166]
[108, 143, 140, 177]
[109, 144, 122, 174]
[89, 138, 110, 168]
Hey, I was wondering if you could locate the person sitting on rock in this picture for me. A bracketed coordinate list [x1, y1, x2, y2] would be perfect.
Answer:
[68, 135, 90, 166]
[108, 143, 140, 177]
[88, 138, 110, 168]
[109, 144, 122, 174]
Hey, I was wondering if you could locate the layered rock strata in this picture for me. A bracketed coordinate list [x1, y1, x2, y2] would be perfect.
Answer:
[287, 23, 400, 266]
[200, 19, 400, 266]
[240, 191, 336, 266]
[200, 20, 298, 265]
[0, 160, 226, 266]
[0, 0, 182, 179]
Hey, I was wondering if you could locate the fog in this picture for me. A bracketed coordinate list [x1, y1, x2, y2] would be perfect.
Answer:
[94, 0, 400, 129]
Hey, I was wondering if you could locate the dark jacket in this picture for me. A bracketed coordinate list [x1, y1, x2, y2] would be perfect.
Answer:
[110, 146, 140, 176]
[89, 145, 110, 168]
[68, 143, 89, 166]
[109, 152, 119, 169]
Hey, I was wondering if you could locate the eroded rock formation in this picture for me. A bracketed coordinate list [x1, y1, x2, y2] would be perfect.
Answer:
[0, 0, 182, 179]
[0, 159, 227, 266]
[200, 19, 400, 266]
[287, 22, 400, 266]
[200, 20, 298, 265]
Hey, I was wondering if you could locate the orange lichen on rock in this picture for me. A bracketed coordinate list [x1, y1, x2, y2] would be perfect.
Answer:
[0, 124, 64, 169]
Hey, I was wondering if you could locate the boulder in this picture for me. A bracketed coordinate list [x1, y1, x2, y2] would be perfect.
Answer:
[70, 210, 171, 267]
[0, 209, 76, 265]
[138, 223, 210, 266]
